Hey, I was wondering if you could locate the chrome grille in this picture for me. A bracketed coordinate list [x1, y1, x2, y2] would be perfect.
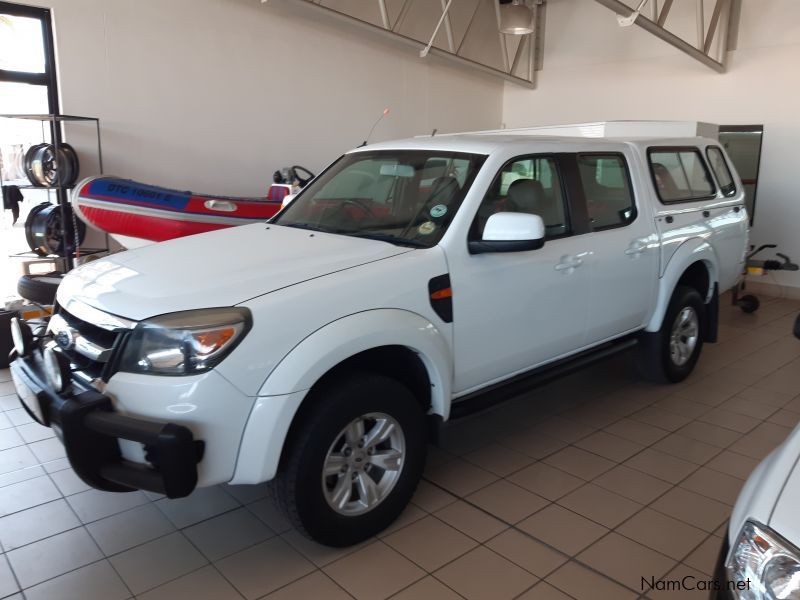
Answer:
[48, 305, 132, 377]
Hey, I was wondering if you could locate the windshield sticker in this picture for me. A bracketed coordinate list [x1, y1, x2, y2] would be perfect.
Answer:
[418, 221, 437, 236]
[430, 204, 448, 219]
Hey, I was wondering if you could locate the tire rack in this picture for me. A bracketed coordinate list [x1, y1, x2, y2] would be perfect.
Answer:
[0, 113, 106, 271]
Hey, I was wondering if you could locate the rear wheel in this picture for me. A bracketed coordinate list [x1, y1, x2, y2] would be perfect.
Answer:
[638, 285, 706, 383]
[272, 372, 427, 547]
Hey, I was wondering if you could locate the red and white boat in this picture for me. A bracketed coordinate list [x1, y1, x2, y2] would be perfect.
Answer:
[72, 176, 290, 248]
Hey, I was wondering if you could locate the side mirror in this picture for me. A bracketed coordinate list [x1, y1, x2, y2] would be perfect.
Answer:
[469, 212, 545, 254]
[794, 314, 800, 340]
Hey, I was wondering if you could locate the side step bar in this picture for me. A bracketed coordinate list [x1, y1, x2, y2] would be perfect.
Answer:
[448, 333, 639, 420]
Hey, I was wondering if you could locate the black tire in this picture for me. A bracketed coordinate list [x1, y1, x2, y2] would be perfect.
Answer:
[17, 271, 64, 305]
[738, 294, 760, 314]
[637, 285, 706, 383]
[272, 372, 427, 547]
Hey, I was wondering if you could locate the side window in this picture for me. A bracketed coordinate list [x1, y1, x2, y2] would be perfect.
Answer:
[577, 154, 636, 230]
[706, 146, 737, 197]
[472, 156, 570, 240]
[649, 148, 715, 203]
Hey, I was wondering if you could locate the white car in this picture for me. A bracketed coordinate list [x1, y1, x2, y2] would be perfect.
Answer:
[714, 315, 800, 600]
[10, 131, 748, 546]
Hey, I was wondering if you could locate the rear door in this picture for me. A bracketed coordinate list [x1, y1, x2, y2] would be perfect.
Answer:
[577, 151, 660, 343]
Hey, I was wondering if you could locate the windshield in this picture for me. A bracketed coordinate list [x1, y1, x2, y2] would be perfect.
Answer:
[273, 150, 486, 248]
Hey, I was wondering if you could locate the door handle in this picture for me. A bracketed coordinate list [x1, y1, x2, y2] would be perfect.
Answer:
[555, 256, 583, 272]
[624, 240, 648, 256]
[204, 200, 237, 212]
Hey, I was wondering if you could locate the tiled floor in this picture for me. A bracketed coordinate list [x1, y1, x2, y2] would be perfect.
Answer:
[1, 294, 799, 599]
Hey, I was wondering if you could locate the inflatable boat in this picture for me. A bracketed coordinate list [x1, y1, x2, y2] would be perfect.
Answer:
[72, 176, 289, 248]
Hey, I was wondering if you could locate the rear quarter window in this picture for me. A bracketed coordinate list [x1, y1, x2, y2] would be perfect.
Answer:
[706, 146, 737, 197]
[648, 148, 716, 203]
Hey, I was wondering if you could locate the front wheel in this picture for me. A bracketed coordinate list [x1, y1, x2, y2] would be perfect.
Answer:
[637, 285, 706, 383]
[271, 372, 427, 547]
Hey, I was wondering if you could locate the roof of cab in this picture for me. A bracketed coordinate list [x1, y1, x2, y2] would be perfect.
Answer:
[348, 133, 718, 156]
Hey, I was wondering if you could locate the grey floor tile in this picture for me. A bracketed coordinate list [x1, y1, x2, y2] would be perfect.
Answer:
[0, 464, 45, 491]
[0, 499, 81, 550]
[109, 532, 207, 595]
[0, 429, 23, 452]
[48, 468, 91, 496]
[0, 555, 19, 599]
[22, 559, 130, 600]
[434, 545, 537, 600]
[0, 446, 38, 477]
[217, 536, 316, 599]
[27, 438, 66, 464]
[136, 565, 241, 600]
[224, 483, 269, 505]
[15, 422, 54, 445]
[486, 528, 568, 578]
[183, 506, 273, 561]
[86, 503, 176, 556]
[246, 498, 292, 534]
[6, 527, 102, 588]
[4, 409, 33, 428]
[67, 488, 149, 524]
[0, 475, 61, 516]
[154, 485, 240, 529]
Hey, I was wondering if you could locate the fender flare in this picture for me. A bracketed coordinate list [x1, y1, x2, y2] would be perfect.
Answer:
[259, 308, 453, 418]
[646, 239, 719, 332]
[230, 309, 453, 484]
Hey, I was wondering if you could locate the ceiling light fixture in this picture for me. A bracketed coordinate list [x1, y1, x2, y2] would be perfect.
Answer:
[499, 0, 534, 35]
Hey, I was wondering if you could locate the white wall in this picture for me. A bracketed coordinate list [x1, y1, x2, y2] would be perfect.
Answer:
[28, 0, 503, 196]
[503, 0, 800, 290]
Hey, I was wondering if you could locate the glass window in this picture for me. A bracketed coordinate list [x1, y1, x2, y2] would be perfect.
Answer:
[649, 149, 715, 203]
[706, 146, 736, 197]
[472, 156, 569, 240]
[577, 154, 636, 230]
[0, 14, 46, 73]
[274, 150, 486, 248]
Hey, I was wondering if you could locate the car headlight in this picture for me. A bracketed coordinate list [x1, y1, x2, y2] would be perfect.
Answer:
[727, 521, 800, 599]
[118, 307, 251, 376]
[10, 317, 34, 356]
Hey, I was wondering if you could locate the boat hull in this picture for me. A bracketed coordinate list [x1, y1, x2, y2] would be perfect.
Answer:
[73, 176, 286, 248]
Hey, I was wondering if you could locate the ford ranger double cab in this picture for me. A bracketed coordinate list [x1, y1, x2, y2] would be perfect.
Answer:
[9, 131, 748, 546]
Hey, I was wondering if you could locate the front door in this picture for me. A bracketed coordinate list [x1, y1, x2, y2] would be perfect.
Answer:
[450, 155, 591, 395]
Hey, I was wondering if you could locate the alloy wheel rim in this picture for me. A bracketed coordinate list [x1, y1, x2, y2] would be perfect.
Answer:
[669, 306, 699, 366]
[322, 412, 405, 516]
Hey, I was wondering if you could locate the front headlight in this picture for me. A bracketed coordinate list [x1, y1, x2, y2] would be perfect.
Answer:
[727, 521, 800, 599]
[118, 307, 251, 376]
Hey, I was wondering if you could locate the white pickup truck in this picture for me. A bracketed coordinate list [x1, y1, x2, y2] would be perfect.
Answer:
[9, 130, 748, 546]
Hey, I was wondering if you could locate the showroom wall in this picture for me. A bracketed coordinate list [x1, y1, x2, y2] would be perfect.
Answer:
[503, 0, 800, 292]
[25, 0, 503, 195]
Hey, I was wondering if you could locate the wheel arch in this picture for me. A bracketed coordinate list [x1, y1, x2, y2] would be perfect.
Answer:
[258, 309, 452, 417]
[646, 239, 719, 333]
[230, 310, 452, 485]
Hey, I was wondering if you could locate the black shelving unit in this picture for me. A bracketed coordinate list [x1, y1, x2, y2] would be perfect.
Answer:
[0, 113, 105, 271]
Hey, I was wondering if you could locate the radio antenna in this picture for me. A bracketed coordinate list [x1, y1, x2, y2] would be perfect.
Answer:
[361, 108, 391, 147]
